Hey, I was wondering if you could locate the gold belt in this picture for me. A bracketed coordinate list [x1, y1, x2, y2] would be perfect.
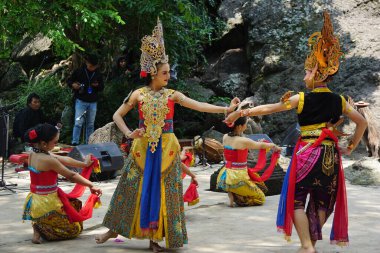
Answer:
[301, 138, 335, 146]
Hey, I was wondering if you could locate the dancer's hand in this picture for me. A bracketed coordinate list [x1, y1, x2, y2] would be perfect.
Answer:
[84, 154, 94, 167]
[271, 145, 282, 153]
[228, 97, 240, 113]
[191, 176, 199, 186]
[90, 185, 102, 197]
[127, 128, 145, 139]
[223, 110, 240, 127]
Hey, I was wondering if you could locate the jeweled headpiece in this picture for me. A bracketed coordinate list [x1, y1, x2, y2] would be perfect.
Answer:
[304, 11, 343, 82]
[140, 18, 169, 77]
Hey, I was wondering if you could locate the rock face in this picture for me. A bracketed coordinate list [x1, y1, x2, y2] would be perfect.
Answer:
[345, 157, 380, 186]
[11, 33, 52, 72]
[0, 62, 27, 91]
[205, 0, 380, 144]
[202, 48, 250, 98]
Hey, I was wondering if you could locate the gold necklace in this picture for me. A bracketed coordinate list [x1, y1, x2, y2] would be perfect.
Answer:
[141, 86, 170, 152]
[147, 87, 165, 98]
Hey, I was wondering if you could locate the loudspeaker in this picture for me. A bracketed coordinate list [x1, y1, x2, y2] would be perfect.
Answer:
[68, 142, 124, 180]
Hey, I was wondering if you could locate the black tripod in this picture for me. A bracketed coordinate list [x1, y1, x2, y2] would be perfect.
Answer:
[0, 108, 17, 193]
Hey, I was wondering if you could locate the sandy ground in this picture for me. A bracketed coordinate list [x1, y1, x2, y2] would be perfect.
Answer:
[0, 156, 379, 253]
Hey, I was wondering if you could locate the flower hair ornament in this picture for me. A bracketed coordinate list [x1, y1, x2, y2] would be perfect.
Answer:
[304, 11, 343, 82]
[140, 18, 169, 78]
[29, 129, 38, 140]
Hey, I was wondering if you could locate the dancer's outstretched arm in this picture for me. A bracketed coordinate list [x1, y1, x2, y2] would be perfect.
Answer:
[172, 91, 240, 114]
[225, 94, 300, 125]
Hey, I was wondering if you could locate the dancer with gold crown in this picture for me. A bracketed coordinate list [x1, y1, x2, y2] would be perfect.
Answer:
[95, 18, 240, 252]
[225, 11, 367, 253]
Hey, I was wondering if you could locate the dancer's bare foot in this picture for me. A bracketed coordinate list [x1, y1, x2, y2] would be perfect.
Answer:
[149, 240, 164, 252]
[32, 226, 41, 244]
[296, 246, 316, 253]
[95, 230, 118, 244]
[228, 192, 234, 207]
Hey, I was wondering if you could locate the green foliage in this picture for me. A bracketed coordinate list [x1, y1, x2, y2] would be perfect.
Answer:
[15, 77, 72, 142]
[16, 77, 71, 119]
[1, 0, 222, 77]
[1, 0, 125, 57]
[2, 0, 225, 139]
[96, 76, 141, 129]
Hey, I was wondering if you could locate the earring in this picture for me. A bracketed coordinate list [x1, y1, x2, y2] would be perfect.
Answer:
[151, 76, 155, 80]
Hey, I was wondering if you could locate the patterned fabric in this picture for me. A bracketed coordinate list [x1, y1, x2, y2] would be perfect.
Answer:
[22, 156, 101, 240]
[23, 192, 83, 240]
[216, 148, 266, 206]
[296, 144, 321, 182]
[277, 129, 348, 245]
[139, 119, 174, 133]
[102, 151, 187, 248]
[140, 87, 175, 152]
[294, 144, 339, 241]
[102, 93, 187, 248]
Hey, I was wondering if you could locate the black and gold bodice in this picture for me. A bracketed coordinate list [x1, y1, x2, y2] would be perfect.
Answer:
[297, 87, 346, 130]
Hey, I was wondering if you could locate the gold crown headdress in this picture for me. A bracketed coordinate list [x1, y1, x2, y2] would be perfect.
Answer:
[140, 18, 169, 77]
[304, 11, 343, 82]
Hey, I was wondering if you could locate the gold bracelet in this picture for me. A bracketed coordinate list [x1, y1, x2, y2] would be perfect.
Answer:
[224, 107, 228, 117]
[125, 131, 132, 138]
[283, 100, 292, 109]
[178, 94, 186, 106]
[240, 109, 250, 117]
[347, 141, 354, 151]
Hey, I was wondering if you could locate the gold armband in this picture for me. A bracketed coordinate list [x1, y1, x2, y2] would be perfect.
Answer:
[178, 94, 186, 106]
[280, 91, 294, 109]
[345, 106, 353, 114]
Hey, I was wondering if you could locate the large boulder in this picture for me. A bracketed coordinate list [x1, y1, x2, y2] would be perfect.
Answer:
[184, 77, 215, 102]
[217, 0, 246, 21]
[202, 48, 250, 98]
[204, 0, 380, 143]
[11, 33, 53, 72]
[0, 62, 27, 91]
[345, 157, 380, 186]
[250, 65, 304, 143]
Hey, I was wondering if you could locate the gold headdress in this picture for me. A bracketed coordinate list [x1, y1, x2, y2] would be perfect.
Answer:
[304, 11, 343, 82]
[140, 18, 169, 77]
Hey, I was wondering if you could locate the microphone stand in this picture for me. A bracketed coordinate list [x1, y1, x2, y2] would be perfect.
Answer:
[0, 107, 17, 193]
[76, 110, 87, 144]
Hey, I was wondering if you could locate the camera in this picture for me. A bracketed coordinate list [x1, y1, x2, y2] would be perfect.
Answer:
[78, 83, 85, 94]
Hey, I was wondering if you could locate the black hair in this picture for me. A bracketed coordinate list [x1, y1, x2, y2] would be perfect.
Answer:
[117, 56, 127, 65]
[26, 93, 41, 106]
[227, 116, 248, 136]
[84, 53, 99, 66]
[24, 123, 59, 144]
[141, 62, 167, 85]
